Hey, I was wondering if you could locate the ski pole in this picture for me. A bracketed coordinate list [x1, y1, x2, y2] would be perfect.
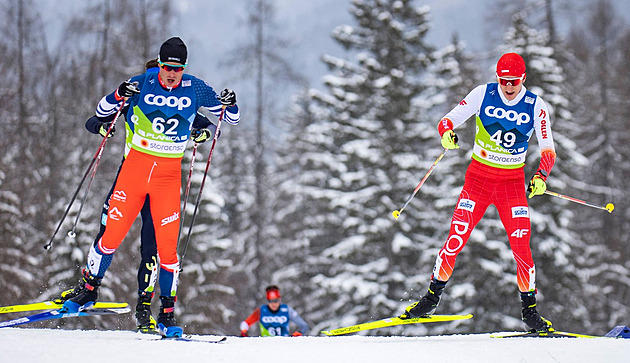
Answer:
[179, 106, 226, 264]
[44, 100, 126, 250]
[176, 143, 198, 246]
[68, 109, 126, 238]
[544, 190, 614, 213]
[392, 148, 447, 220]
[67, 139, 109, 239]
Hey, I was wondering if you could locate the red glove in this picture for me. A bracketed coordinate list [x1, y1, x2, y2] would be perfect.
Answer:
[240, 329, 248, 337]
[291, 331, 303, 337]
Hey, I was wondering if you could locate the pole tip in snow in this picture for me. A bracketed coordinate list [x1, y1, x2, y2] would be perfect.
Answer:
[606, 203, 614, 213]
[392, 210, 400, 220]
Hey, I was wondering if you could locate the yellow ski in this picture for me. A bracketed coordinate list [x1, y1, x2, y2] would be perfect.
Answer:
[490, 329, 600, 338]
[0, 301, 128, 314]
[321, 314, 473, 336]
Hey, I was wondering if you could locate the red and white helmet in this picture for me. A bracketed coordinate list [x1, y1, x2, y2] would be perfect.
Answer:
[496, 52, 526, 79]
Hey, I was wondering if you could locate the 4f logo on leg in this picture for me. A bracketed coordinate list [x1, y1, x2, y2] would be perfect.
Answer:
[511, 229, 529, 238]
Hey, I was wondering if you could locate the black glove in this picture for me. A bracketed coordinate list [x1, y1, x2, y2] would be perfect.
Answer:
[191, 128, 212, 143]
[117, 81, 140, 98]
[218, 88, 236, 106]
[99, 122, 115, 138]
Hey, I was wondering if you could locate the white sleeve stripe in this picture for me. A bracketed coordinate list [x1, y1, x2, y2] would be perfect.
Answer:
[96, 97, 120, 117]
[224, 109, 240, 125]
[207, 105, 223, 115]
[207, 106, 240, 125]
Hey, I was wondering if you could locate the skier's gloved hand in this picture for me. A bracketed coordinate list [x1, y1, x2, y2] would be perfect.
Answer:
[191, 128, 212, 143]
[99, 122, 115, 138]
[528, 172, 547, 198]
[207, 123, 219, 139]
[116, 81, 140, 99]
[218, 88, 237, 106]
[240, 329, 248, 337]
[441, 129, 459, 149]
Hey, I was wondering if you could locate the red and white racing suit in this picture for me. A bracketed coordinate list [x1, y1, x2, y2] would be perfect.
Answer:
[432, 83, 555, 292]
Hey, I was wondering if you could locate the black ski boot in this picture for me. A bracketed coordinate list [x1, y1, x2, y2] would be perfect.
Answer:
[136, 292, 157, 333]
[400, 279, 447, 319]
[521, 291, 553, 332]
[54, 287, 78, 304]
[61, 269, 101, 313]
[157, 296, 183, 337]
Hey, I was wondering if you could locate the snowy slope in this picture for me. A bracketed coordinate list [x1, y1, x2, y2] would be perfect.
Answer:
[1, 327, 628, 363]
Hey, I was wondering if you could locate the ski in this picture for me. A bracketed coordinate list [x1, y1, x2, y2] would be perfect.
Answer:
[321, 314, 473, 336]
[137, 333, 227, 344]
[166, 335, 227, 344]
[0, 300, 128, 314]
[137, 326, 161, 335]
[0, 306, 131, 328]
[490, 329, 599, 338]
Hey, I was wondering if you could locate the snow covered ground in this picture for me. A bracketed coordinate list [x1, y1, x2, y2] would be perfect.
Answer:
[1, 327, 629, 363]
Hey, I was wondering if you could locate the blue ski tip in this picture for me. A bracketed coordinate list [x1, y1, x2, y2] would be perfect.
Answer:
[61, 301, 81, 313]
[61, 300, 94, 313]
[158, 323, 183, 338]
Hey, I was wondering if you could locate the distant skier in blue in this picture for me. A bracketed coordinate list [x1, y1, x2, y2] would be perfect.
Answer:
[240, 286, 309, 337]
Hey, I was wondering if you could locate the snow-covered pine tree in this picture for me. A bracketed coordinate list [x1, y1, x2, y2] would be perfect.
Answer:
[218, 1, 307, 325]
[270, 89, 343, 328]
[0, 165, 26, 301]
[272, 0, 473, 335]
[211, 125, 261, 333]
[560, 0, 630, 334]
[0, 0, 65, 306]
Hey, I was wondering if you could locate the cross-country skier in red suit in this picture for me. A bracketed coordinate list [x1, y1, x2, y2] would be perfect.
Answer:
[62, 37, 240, 338]
[399, 53, 556, 333]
